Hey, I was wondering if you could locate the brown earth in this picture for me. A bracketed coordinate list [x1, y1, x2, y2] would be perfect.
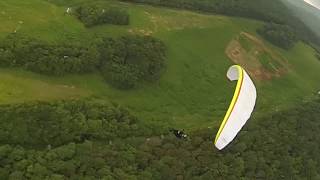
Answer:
[225, 32, 290, 81]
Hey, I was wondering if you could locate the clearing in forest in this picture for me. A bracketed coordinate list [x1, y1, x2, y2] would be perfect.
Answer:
[225, 32, 290, 80]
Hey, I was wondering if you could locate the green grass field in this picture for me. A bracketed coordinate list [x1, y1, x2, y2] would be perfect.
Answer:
[0, 68, 89, 104]
[1, 0, 320, 130]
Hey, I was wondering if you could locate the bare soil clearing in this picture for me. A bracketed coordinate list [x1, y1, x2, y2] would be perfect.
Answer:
[225, 32, 290, 80]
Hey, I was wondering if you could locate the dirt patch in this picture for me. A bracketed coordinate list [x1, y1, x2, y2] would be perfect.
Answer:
[225, 32, 290, 81]
[127, 28, 153, 36]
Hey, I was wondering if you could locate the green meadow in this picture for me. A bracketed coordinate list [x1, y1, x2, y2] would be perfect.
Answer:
[1, 0, 320, 130]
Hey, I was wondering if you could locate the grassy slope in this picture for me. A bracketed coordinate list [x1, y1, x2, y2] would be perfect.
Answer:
[0, 68, 89, 104]
[0, 0, 89, 41]
[0, 0, 320, 130]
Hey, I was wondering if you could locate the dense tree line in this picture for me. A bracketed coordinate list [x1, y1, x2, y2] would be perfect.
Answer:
[0, 99, 158, 179]
[74, 4, 129, 27]
[0, 34, 167, 88]
[257, 23, 298, 49]
[99, 35, 166, 89]
[122, 0, 320, 48]
[0, 34, 99, 76]
[0, 100, 151, 148]
[0, 98, 320, 179]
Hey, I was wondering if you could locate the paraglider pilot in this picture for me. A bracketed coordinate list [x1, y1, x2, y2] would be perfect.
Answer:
[170, 128, 188, 139]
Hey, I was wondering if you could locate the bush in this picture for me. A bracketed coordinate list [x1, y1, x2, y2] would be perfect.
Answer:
[25, 44, 99, 75]
[257, 23, 298, 49]
[74, 4, 129, 27]
[99, 9, 129, 25]
[0, 48, 14, 67]
[99, 35, 167, 89]
[101, 63, 140, 89]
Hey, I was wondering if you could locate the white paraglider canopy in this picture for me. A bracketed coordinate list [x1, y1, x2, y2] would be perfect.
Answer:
[214, 65, 257, 150]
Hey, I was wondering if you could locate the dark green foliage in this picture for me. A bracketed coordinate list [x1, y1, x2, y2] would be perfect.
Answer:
[99, 35, 166, 89]
[121, 0, 320, 47]
[0, 34, 99, 75]
[316, 53, 320, 61]
[0, 98, 320, 179]
[257, 23, 298, 49]
[0, 34, 167, 88]
[100, 9, 130, 25]
[0, 100, 141, 147]
[74, 4, 129, 27]
[0, 47, 14, 67]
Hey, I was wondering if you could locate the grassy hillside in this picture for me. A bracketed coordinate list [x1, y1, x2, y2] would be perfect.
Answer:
[0, 68, 88, 104]
[0, 0, 320, 130]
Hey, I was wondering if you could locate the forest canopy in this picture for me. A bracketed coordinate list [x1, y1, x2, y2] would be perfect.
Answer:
[0, 33, 167, 88]
[0, 98, 320, 179]
[257, 23, 298, 49]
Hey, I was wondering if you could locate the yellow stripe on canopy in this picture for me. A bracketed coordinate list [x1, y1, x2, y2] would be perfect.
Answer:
[214, 65, 256, 150]
[214, 65, 243, 144]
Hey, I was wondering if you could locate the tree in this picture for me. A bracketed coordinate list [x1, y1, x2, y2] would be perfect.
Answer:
[257, 23, 298, 49]
[99, 35, 167, 89]
[0, 98, 320, 179]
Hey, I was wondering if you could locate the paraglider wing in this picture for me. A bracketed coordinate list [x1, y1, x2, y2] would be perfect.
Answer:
[214, 65, 257, 150]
